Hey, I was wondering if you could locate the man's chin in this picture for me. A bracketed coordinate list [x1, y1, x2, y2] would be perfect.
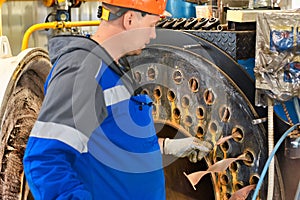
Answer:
[126, 49, 142, 56]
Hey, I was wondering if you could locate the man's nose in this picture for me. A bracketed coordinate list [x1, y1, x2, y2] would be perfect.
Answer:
[150, 26, 156, 39]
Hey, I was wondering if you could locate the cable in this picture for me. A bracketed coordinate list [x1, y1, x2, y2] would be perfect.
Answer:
[295, 180, 300, 200]
[267, 99, 274, 200]
[251, 123, 300, 200]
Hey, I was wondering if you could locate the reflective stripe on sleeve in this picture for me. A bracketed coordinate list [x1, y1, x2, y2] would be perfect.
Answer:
[103, 85, 131, 106]
[30, 121, 89, 153]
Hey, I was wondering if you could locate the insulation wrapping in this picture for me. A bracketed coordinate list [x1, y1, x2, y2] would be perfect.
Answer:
[255, 10, 300, 105]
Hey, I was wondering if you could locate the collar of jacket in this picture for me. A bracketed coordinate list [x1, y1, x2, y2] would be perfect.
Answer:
[48, 35, 137, 95]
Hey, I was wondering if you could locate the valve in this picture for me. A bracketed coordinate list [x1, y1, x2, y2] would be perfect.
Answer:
[56, 9, 70, 21]
[44, 0, 82, 22]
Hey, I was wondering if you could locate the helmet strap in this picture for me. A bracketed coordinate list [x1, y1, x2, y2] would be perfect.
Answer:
[97, 5, 129, 21]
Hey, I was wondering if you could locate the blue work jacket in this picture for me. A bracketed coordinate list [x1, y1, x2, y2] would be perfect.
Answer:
[23, 35, 166, 200]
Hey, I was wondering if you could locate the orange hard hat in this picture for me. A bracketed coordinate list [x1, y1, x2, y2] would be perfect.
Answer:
[101, 0, 167, 16]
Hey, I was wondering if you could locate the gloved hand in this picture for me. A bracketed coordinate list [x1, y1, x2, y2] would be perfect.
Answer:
[163, 137, 213, 163]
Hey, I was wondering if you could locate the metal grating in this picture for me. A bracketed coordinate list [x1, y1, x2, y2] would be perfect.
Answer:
[185, 30, 256, 60]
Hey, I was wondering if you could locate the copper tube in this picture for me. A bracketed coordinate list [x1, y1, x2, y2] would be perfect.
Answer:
[147, 67, 156, 80]
[203, 89, 215, 105]
[173, 70, 183, 84]
[219, 106, 230, 122]
[217, 24, 228, 31]
[232, 127, 244, 142]
[189, 77, 199, 92]
[196, 106, 205, 119]
[153, 87, 162, 100]
[167, 89, 176, 102]
[195, 125, 205, 138]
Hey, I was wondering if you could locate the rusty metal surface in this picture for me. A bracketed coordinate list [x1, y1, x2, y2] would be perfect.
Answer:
[126, 30, 275, 199]
[0, 50, 51, 199]
[0, 85, 40, 200]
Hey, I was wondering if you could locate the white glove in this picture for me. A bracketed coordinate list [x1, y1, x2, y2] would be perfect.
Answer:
[163, 137, 213, 163]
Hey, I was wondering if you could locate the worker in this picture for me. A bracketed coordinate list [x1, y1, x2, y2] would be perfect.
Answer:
[23, 0, 213, 199]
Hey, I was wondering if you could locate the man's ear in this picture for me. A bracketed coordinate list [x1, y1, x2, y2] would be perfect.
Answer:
[122, 11, 134, 30]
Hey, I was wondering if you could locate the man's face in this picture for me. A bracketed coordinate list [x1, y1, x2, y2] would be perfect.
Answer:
[124, 12, 160, 55]
[100, 11, 161, 60]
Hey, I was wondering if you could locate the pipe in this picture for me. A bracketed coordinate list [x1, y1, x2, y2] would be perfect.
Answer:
[0, 36, 12, 58]
[248, 0, 254, 9]
[293, 97, 300, 123]
[267, 98, 275, 200]
[217, 24, 228, 31]
[0, 0, 5, 36]
[252, 123, 300, 200]
[21, 20, 100, 50]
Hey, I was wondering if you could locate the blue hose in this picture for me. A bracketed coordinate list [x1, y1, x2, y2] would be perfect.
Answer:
[251, 123, 300, 200]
